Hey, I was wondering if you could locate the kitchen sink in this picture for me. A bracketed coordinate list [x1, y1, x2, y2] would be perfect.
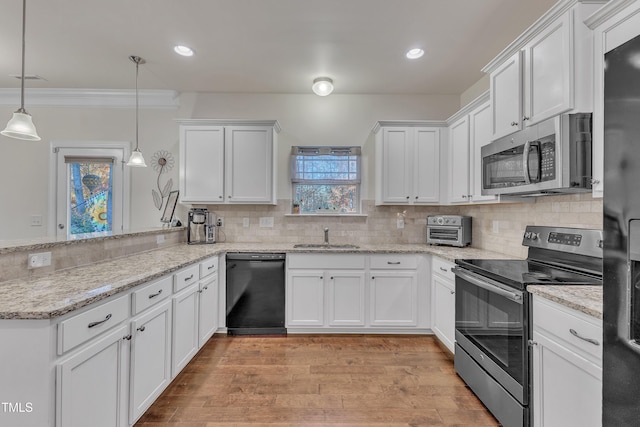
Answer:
[293, 243, 360, 249]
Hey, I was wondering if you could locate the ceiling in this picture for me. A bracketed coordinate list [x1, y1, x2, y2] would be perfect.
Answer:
[0, 0, 559, 95]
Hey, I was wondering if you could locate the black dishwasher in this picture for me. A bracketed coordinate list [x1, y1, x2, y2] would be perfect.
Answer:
[225, 253, 286, 335]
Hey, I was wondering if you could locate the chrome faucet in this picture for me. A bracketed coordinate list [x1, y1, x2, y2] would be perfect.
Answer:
[323, 227, 329, 245]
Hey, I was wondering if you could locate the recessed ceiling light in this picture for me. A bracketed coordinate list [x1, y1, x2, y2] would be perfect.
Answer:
[406, 48, 424, 59]
[174, 45, 194, 57]
[312, 77, 334, 96]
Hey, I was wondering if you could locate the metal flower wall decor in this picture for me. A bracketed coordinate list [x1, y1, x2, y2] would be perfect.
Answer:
[151, 150, 175, 210]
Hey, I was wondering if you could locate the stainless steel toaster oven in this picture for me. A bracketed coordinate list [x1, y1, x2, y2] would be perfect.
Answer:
[427, 215, 472, 247]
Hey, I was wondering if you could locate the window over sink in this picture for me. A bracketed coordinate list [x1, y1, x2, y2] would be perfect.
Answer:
[290, 146, 361, 214]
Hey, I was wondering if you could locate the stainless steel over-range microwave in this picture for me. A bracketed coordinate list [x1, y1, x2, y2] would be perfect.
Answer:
[481, 113, 593, 197]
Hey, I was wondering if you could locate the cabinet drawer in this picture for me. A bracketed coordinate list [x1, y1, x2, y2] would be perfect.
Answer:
[432, 257, 455, 280]
[370, 254, 417, 270]
[174, 265, 200, 292]
[199, 257, 219, 279]
[533, 295, 602, 362]
[288, 254, 366, 270]
[58, 294, 130, 354]
[132, 275, 172, 315]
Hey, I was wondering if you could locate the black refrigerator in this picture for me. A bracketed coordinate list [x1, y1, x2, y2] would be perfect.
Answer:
[603, 32, 640, 425]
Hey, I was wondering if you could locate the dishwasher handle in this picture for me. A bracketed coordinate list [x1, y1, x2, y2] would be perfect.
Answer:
[226, 253, 286, 261]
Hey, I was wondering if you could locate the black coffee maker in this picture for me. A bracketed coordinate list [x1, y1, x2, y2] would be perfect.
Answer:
[187, 208, 216, 244]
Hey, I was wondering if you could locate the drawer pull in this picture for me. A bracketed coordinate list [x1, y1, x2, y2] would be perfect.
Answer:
[439, 267, 448, 272]
[185, 274, 194, 282]
[87, 313, 112, 329]
[137, 326, 146, 332]
[387, 261, 401, 265]
[123, 334, 132, 341]
[148, 289, 163, 299]
[207, 265, 214, 270]
[569, 328, 599, 346]
[450, 290, 455, 295]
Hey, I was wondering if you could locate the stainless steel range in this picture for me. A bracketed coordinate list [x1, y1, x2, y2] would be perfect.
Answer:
[452, 226, 603, 427]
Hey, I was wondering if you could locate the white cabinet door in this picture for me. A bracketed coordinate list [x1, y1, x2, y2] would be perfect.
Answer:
[369, 271, 418, 326]
[414, 128, 441, 203]
[129, 300, 172, 424]
[225, 126, 274, 203]
[198, 274, 219, 347]
[431, 274, 456, 353]
[491, 51, 523, 140]
[469, 100, 498, 202]
[286, 270, 325, 326]
[171, 283, 200, 377]
[179, 126, 224, 203]
[56, 324, 129, 427]
[448, 116, 471, 203]
[523, 13, 571, 126]
[380, 127, 412, 204]
[327, 271, 366, 326]
[531, 332, 602, 427]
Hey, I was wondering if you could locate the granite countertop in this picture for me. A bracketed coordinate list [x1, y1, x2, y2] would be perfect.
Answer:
[0, 242, 513, 320]
[527, 285, 602, 320]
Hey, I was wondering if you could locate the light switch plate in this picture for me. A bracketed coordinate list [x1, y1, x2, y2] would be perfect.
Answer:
[259, 217, 274, 228]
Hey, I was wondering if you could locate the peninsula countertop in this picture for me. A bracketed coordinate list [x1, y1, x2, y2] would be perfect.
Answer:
[0, 242, 514, 320]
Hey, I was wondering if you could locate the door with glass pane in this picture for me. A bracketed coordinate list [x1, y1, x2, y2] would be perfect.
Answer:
[55, 148, 125, 238]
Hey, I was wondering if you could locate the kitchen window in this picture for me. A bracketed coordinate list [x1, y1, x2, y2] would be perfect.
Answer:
[290, 146, 361, 214]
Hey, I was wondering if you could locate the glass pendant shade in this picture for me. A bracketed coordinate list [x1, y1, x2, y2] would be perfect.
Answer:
[126, 148, 147, 167]
[1, 109, 40, 141]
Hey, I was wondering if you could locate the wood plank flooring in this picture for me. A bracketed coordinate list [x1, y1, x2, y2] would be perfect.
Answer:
[134, 335, 500, 426]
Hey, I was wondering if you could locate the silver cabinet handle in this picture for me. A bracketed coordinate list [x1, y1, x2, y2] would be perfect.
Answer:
[148, 289, 163, 299]
[569, 329, 600, 346]
[137, 326, 146, 332]
[184, 274, 194, 282]
[439, 267, 448, 272]
[387, 261, 401, 265]
[88, 313, 112, 328]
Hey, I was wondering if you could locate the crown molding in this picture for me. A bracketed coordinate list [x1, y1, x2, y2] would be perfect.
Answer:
[585, 0, 639, 28]
[371, 120, 448, 134]
[175, 119, 281, 133]
[0, 88, 180, 109]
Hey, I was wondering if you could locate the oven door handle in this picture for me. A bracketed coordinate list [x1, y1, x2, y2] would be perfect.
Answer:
[452, 267, 524, 304]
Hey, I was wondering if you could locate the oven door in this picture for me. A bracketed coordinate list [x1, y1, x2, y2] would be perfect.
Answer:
[453, 267, 529, 405]
[427, 226, 461, 246]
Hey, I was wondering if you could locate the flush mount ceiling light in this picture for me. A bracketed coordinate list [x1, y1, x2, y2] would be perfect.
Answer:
[126, 55, 147, 168]
[1, 0, 41, 141]
[174, 45, 194, 57]
[312, 77, 334, 96]
[406, 48, 425, 59]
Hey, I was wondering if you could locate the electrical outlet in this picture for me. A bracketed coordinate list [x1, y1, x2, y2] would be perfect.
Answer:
[493, 220, 499, 233]
[30, 215, 43, 226]
[217, 217, 224, 227]
[28, 252, 52, 269]
[397, 218, 405, 229]
[156, 234, 165, 244]
[242, 218, 250, 228]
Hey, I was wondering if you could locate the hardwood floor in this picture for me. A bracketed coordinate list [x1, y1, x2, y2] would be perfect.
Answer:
[134, 335, 500, 426]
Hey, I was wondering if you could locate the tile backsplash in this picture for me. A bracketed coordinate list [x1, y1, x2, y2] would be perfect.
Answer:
[206, 193, 603, 259]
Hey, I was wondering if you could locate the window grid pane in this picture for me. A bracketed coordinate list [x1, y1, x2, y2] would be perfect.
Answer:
[293, 184, 358, 214]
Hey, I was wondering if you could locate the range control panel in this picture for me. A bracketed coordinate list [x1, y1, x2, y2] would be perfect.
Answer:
[522, 226, 602, 258]
[548, 232, 582, 246]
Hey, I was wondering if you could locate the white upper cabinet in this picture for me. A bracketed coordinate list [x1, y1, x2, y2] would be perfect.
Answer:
[587, 0, 640, 198]
[446, 93, 500, 204]
[178, 119, 280, 204]
[374, 122, 444, 205]
[484, 0, 606, 141]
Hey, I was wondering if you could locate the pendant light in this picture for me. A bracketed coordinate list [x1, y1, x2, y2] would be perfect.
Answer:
[126, 55, 147, 167]
[1, 0, 41, 141]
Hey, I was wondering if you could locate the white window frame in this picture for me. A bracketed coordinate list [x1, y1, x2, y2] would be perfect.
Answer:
[290, 146, 362, 214]
[48, 141, 131, 237]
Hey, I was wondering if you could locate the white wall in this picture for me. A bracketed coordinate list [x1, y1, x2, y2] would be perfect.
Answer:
[460, 75, 490, 108]
[0, 92, 459, 240]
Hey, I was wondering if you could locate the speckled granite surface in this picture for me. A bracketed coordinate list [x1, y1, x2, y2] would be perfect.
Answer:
[0, 242, 513, 320]
[527, 285, 602, 319]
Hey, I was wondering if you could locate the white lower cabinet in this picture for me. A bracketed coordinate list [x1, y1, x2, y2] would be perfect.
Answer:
[287, 270, 325, 326]
[369, 271, 417, 326]
[286, 253, 426, 332]
[129, 299, 172, 424]
[198, 274, 219, 347]
[531, 295, 602, 427]
[171, 283, 200, 377]
[430, 257, 456, 353]
[56, 324, 130, 427]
